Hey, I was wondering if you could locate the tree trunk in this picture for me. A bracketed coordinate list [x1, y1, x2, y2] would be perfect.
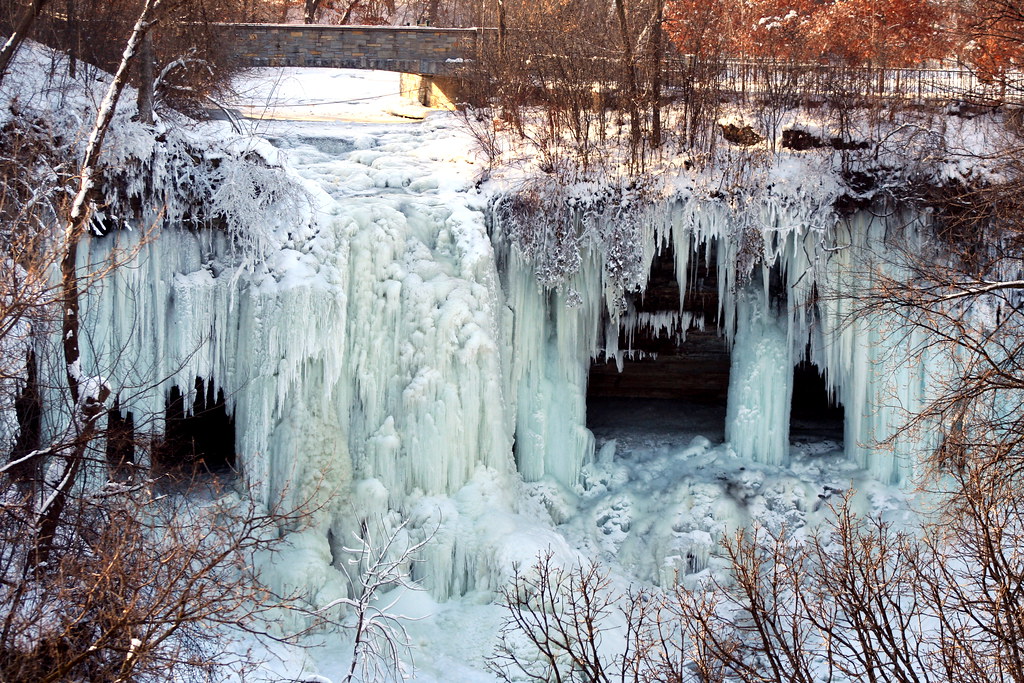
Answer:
[0, 0, 52, 86]
[650, 0, 663, 148]
[496, 0, 506, 56]
[339, 0, 361, 25]
[304, 0, 322, 24]
[65, 0, 77, 78]
[613, 0, 643, 162]
[137, 31, 155, 125]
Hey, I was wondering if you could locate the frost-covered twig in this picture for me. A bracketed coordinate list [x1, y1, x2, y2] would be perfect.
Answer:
[314, 517, 434, 683]
[153, 50, 213, 96]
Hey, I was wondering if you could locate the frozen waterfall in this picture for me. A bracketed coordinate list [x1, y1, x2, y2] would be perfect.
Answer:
[59, 126, 947, 605]
[494, 196, 941, 489]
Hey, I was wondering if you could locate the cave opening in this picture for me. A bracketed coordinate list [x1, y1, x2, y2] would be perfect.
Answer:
[586, 243, 730, 449]
[106, 398, 135, 480]
[789, 359, 845, 444]
[157, 377, 236, 473]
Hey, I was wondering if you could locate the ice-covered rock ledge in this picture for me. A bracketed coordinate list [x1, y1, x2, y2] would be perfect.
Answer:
[481, 103, 1001, 494]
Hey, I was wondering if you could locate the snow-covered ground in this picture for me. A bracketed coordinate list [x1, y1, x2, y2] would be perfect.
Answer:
[225, 67, 431, 124]
[213, 68, 912, 682]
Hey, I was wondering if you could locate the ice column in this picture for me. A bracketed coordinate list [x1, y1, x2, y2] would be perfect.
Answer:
[725, 277, 794, 465]
[504, 249, 600, 486]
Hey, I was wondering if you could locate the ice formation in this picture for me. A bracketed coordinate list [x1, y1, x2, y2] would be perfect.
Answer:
[76, 190, 510, 496]
[494, 194, 941, 489]
[15, 57, 950, 622]
[61, 130, 946, 613]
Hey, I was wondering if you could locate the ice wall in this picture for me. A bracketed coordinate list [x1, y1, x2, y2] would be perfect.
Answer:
[70, 191, 514, 601]
[496, 194, 942, 486]
[62, 165, 943, 611]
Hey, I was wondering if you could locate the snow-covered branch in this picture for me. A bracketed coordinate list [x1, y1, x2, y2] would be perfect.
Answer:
[933, 279, 1024, 302]
[310, 517, 435, 683]
[153, 50, 213, 96]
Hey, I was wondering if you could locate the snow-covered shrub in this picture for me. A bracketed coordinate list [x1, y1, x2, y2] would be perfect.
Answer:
[492, 176, 653, 299]
[0, 477, 311, 682]
[3, 43, 313, 266]
[99, 127, 313, 262]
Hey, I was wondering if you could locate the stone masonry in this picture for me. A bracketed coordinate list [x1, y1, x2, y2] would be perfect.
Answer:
[222, 24, 481, 75]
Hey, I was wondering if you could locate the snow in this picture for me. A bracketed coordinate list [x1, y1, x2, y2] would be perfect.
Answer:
[2, 50, 971, 681]
[224, 68, 431, 124]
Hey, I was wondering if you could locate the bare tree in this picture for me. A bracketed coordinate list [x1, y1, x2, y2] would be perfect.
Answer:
[0, 1, 330, 678]
[459, 0, 675, 176]
[27, 0, 162, 573]
[0, 464, 318, 681]
[304, 517, 431, 683]
[490, 550, 660, 683]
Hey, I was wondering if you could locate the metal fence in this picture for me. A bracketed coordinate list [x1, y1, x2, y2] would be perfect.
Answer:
[663, 57, 1024, 105]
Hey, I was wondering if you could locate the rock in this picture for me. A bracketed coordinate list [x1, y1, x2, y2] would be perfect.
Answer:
[720, 122, 762, 146]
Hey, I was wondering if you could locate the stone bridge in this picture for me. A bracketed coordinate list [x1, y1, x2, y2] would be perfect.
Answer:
[223, 24, 484, 106]
[223, 24, 481, 74]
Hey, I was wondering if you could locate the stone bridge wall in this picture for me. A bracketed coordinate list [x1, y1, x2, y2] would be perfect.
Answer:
[222, 24, 481, 75]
